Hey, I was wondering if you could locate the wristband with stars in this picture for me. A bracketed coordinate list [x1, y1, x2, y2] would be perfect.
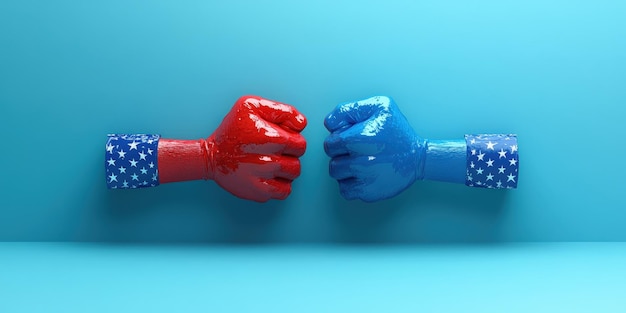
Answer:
[105, 134, 211, 189]
[422, 134, 518, 189]
[106, 134, 162, 189]
[465, 134, 518, 189]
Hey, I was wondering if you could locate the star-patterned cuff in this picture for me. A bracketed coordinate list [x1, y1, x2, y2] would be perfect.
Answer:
[465, 134, 518, 189]
[105, 134, 160, 189]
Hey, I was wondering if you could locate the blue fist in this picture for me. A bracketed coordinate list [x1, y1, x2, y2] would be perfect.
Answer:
[324, 96, 425, 202]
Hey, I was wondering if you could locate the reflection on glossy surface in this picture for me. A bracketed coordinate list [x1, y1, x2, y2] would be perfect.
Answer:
[323, 96, 518, 202]
[324, 96, 424, 202]
[208, 95, 307, 202]
[423, 139, 466, 185]
[135, 95, 308, 202]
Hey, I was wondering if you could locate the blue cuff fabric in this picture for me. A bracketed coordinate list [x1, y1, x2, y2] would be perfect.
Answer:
[465, 134, 518, 189]
[105, 134, 160, 189]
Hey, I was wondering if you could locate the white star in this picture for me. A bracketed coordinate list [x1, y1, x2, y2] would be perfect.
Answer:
[467, 175, 473, 181]
[486, 173, 494, 181]
[148, 162, 155, 168]
[147, 139, 154, 144]
[470, 138, 476, 144]
[118, 166, 126, 174]
[131, 173, 139, 181]
[507, 173, 516, 182]
[107, 158, 116, 166]
[117, 150, 126, 159]
[496, 180, 503, 188]
[152, 173, 158, 181]
[108, 173, 118, 183]
[498, 149, 507, 159]
[486, 141, 497, 150]
[142, 181, 148, 186]
[509, 158, 518, 166]
[476, 167, 484, 175]
[128, 141, 139, 150]
[511, 145, 518, 153]
[476, 181, 482, 185]
[147, 148, 154, 155]
[139, 151, 147, 160]
[140, 167, 148, 175]
[470, 161, 475, 169]
[477, 152, 485, 161]
[498, 166, 506, 174]
[122, 180, 129, 188]
[106, 143, 114, 154]
[486, 159, 494, 167]
[505, 136, 511, 140]
[129, 159, 138, 167]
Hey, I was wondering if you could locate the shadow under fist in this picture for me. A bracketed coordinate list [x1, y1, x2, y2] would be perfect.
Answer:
[324, 96, 425, 202]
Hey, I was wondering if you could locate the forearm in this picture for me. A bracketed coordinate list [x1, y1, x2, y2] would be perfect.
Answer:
[158, 138, 213, 183]
[421, 134, 519, 189]
[105, 134, 213, 189]
[422, 139, 467, 184]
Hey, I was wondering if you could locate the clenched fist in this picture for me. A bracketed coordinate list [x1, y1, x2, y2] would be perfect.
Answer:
[323, 96, 519, 203]
[324, 96, 424, 202]
[208, 95, 307, 202]
[105, 95, 307, 202]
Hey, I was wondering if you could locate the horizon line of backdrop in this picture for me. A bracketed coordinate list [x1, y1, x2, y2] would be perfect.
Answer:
[0, 0, 624, 243]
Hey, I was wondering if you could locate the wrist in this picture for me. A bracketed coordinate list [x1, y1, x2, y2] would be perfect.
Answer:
[422, 138, 467, 184]
[414, 137, 428, 181]
[157, 138, 212, 183]
[205, 135, 216, 181]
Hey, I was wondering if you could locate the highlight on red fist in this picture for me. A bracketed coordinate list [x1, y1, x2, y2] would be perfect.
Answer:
[105, 95, 307, 202]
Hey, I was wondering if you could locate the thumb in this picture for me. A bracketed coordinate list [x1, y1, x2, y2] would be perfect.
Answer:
[324, 96, 393, 132]
[238, 95, 307, 133]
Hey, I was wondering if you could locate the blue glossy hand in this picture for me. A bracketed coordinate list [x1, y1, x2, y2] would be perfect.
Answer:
[323, 96, 426, 202]
[324, 96, 518, 202]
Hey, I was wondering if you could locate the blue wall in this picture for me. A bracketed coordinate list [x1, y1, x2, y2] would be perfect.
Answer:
[1, 0, 624, 242]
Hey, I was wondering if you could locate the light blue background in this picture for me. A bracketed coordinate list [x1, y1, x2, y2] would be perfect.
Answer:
[1, 0, 625, 243]
[1, 243, 625, 312]
[2, 2, 626, 312]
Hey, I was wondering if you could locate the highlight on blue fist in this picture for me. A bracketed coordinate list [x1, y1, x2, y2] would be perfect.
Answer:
[323, 96, 519, 202]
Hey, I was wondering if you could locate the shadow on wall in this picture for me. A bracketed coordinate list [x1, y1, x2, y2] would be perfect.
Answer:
[326, 181, 508, 244]
[89, 183, 508, 245]
[94, 182, 289, 244]
[85, 153, 509, 244]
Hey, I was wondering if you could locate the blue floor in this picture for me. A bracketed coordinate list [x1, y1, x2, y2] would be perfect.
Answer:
[1, 243, 624, 312]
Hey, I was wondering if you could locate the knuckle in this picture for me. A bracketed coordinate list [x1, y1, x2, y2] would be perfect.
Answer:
[237, 95, 260, 109]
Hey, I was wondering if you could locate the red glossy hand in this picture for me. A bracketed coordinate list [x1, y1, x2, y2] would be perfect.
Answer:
[207, 95, 307, 202]
[107, 95, 307, 201]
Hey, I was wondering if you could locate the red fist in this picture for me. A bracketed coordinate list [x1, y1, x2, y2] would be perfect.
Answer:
[208, 95, 307, 201]
[157, 95, 307, 202]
